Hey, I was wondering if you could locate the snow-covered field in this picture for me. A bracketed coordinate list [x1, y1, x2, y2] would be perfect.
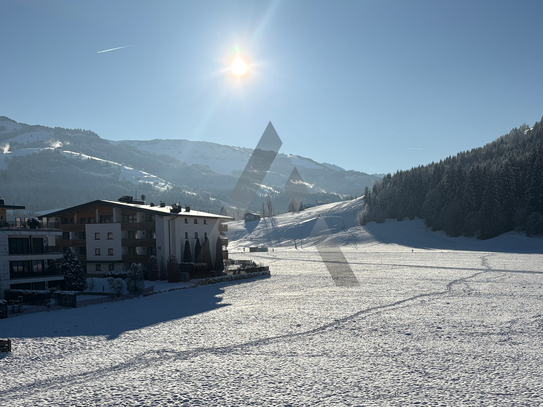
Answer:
[2, 201, 543, 405]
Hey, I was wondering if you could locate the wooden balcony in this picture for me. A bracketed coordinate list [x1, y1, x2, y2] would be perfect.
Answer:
[121, 221, 155, 232]
[57, 224, 86, 232]
[121, 238, 156, 248]
[220, 237, 228, 247]
[218, 223, 228, 232]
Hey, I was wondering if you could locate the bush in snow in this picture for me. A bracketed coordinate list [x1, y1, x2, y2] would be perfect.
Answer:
[107, 277, 125, 297]
[167, 256, 181, 282]
[158, 259, 167, 281]
[61, 248, 87, 291]
[126, 263, 145, 293]
[104, 270, 128, 279]
[147, 255, 158, 281]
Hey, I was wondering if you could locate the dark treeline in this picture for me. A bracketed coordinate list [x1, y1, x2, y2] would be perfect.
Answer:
[360, 119, 543, 239]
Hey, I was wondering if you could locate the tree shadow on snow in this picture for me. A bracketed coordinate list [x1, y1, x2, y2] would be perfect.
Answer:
[362, 219, 543, 254]
[0, 278, 268, 340]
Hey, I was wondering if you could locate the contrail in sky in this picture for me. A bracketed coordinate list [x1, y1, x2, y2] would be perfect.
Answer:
[97, 45, 131, 54]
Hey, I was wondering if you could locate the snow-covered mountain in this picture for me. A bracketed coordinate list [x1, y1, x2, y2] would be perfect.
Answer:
[0, 116, 380, 212]
[115, 139, 346, 176]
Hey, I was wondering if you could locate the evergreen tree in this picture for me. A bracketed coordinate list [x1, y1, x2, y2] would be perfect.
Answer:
[183, 240, 192, 263]
[61, 248, 87, 291]
[126, 263, 145, 293]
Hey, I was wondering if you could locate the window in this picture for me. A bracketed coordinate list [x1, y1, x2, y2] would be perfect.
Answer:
[100, 215, 113, 223]
[80, 217, 86, 224]
[32, 238, 44, 253]
[203, 219, 207, 225]
[127, 231, 136, 239]
[95, 248, 101, 256]
[204, 232, 207, 240]
[88, 217, 94, 224]
[194, 219, 198, 224]
[31, 260, 43, 273]
[145, 213, 155, 222]
[146, 230, 156, 239]
[109, 263, 114, 271]
[78, 231, 86, 239]
[95, 264, 101, 272]
[61, 218, 69, 224]
[108, 248, 114, 256]
[128, 247, 136, 255]
[147, 247, 156, 256]
[185, 232, 188, 239]
[8, 238, 30, 254]
[184, 218, 188, 224]
[122, 214, 137, 223]
[62, 232, 70, 240]
[95, 232, 100, 240]
[194, 232, 198, 239]
[10, 260, 29, 278]
[79, 247, 86, 256]
[107, 232, 113, 240]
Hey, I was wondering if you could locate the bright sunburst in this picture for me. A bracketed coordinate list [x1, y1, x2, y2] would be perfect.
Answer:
[231, 57, 248, 76]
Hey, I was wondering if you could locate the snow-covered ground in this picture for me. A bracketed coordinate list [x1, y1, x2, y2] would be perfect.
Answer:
[1, 200, 543, 405]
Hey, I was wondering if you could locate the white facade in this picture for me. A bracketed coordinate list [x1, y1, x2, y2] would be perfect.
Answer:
[42, 200, 231, 276]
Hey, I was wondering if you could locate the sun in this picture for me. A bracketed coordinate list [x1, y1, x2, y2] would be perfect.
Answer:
[231, 57, 248, 76]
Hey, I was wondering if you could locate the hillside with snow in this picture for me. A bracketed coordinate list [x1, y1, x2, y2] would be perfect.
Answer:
[228, 197, 543, 253]
[0, 116, 379, 212]
[2, 197, 543, 405]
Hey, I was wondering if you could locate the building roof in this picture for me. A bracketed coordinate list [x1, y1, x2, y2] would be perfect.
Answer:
[0, 198, 25, 210]
[0, 204, 25, 210]
[39, 199, 233, 220]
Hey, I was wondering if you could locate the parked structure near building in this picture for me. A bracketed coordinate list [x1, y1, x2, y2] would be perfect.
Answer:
[244, 212, 261, 222]
[0, 198, 64, 298]
[41, 198, 231, 276]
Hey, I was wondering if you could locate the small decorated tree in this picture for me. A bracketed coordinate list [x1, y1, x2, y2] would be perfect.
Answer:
[126, 263, 145, 293]
[61, 248, 87, 291]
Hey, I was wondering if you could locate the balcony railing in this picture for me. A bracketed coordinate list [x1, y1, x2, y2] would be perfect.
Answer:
[2, 220, 59, 230]
[218, 223, 228, 232]
[9, 246, 64, 256]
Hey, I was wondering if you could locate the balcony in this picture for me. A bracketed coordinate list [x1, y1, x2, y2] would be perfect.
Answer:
[218, 223, 228, 232]
[121, 238, 155, 248]
[2, 220, 59, 230]
[220, 237, 228, 247]
[121, 221, 155, 231]
[8, 247, 64, 258]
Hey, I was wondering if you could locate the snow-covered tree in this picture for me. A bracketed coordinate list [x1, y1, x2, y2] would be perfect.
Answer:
[126, 263, 145, 293]
[107, 277, 124, 297]
[61, 248, 87, 291]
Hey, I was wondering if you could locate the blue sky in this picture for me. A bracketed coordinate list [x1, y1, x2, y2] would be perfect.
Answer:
[2, 0, 543, 175]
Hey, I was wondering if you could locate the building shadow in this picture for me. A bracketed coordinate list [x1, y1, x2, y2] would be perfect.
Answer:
[0, 277, 269, 340]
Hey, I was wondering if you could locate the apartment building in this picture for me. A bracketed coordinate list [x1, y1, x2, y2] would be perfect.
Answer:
[41, 198, 231, 276]
[0, 199, 64, 298]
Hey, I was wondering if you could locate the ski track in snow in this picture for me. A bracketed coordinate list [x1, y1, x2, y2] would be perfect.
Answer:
[2, 215, 543, 405]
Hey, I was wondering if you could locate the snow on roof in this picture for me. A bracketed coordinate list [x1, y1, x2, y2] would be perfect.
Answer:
[41, 199, 232, 220]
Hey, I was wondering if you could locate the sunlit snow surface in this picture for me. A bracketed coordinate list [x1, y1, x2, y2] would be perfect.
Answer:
[2, 203, 543, 405]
